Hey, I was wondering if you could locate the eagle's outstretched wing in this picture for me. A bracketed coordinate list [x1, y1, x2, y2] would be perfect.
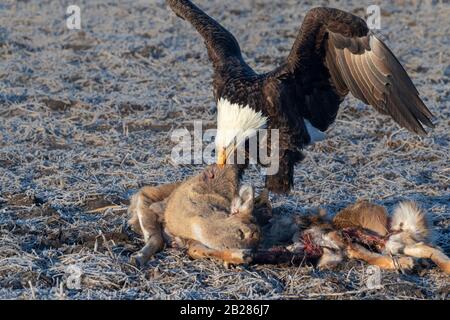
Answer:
[282, 7, 434, 135]
[166, 0, 251, 82]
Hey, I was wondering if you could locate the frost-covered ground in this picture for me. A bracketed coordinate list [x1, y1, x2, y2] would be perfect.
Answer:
[0, 0, 449, 299]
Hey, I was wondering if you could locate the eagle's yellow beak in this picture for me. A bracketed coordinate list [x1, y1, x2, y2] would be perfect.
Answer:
[217, 147, 227, 168]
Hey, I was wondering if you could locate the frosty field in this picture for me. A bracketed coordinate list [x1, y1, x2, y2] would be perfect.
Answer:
[0, 0, 449, 299]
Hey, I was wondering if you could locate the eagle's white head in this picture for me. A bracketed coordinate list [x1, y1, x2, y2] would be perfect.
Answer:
[215, 98, 268, 166]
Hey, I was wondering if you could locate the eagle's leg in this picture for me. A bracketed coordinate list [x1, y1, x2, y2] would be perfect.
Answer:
[265, 162, 293, 193]
[264, 149, 302, 194]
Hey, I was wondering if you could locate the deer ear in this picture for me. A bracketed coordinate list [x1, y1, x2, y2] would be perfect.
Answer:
[239, 185, 254, 203]
[230, 196, 241, 212]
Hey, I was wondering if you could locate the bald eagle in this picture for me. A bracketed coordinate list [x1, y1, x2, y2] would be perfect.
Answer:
[167, 0, 434, 193]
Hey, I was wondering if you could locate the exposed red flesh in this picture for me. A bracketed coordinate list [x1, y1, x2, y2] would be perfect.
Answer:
[252, 246, 320, 265]
[341, 227, 387, 252]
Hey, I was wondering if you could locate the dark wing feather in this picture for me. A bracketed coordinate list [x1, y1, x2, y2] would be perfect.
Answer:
[283, 7, 434, 135]
[329, 32, 434, 134]
[166, 0, 249, 72]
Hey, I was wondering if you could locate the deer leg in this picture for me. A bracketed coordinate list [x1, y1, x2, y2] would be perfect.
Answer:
[346, 244, 414, 270]
[128, 194, 164, 267]
[187, 240, 252, 267]
[131, 234, 165, 267]
[403, 243, 450, 275]
[128, 183, 180, 266]
[128, 183, 180, 235]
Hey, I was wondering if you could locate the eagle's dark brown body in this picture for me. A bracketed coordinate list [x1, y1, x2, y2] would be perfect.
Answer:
[166, 1, 434, 193]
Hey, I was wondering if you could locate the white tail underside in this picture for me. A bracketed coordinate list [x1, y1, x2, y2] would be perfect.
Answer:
[304, 119, 326, 144]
